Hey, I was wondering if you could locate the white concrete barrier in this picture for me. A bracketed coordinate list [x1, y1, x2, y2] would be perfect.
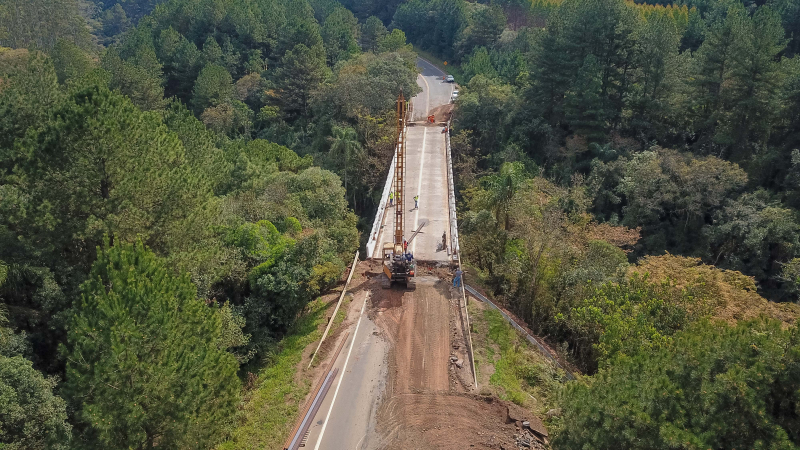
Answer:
[444, 120, 460, 261]
[365, 131, 402, 259]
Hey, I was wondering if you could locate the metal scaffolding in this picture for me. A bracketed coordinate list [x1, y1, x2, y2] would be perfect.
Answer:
[394, 93, 407, 247]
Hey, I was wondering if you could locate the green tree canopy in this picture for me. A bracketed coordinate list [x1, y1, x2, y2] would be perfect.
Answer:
[360, 15, 387, 52]
[556, 318, 800, 449]
[63, 241, 240, 449]
[0, 355, 71, 449]
[192, 63, 233, 113]
[273, 43, 329, 119]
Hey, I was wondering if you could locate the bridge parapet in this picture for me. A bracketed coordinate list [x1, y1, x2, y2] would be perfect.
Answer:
[444, 120, 460, 263]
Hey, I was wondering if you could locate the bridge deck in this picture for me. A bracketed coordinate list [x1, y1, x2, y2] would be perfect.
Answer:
[371, 69, 454, 262]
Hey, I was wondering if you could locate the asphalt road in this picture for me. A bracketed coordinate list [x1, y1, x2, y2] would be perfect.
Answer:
[372, 58, 454, 262]
[307, 58, 455, 450]
[304, 291, 388, 450]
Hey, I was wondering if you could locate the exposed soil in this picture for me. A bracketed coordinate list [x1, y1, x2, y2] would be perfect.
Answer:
[429, 103, 454, 124]
[372, 393, 523, 450]
[363, 266, 545, 449]
[369, 276, 450, 394]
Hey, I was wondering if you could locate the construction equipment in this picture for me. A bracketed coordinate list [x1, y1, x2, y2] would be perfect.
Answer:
[382, 93, 415, 289]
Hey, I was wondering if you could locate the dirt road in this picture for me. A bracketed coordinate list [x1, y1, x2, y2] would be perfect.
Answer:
[370, 276, 451, 394]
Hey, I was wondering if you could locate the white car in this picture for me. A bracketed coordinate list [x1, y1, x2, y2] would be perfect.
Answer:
[445, 75, 455, 82]
[451, 90, 459, 102]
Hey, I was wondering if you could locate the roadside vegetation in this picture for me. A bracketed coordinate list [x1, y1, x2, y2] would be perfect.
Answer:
[345, 0, 800, 447]
[469, 301, 561, 418]
[2, 0, 800, 448]
[220, 298, 328, 450]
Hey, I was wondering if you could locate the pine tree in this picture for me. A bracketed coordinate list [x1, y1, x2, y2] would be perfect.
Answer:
[360, 16, 387, 52]
[63, 241, 240, 450]
[191, 63, 233, 112]
[320, 6, 360, 65]
[273, 43, 329, 119]
[717, 6, 787, 160]
[16, 84, 216, 275]
[564, 55, 607, 142]
[690, 2, 742, 149]
[628, 11, 683, 141]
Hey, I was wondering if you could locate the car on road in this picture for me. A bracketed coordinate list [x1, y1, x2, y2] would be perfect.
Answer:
[450, 89, 459, 102]
[445, 75, 455, 82]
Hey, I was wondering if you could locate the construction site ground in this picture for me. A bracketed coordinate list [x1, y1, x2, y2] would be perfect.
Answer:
[299, 259, 550, 449]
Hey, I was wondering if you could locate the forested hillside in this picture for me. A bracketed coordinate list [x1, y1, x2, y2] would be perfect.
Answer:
[0, 0, 417, 447]
[363, 0, 800, 447]
[2, 0, 800, 448]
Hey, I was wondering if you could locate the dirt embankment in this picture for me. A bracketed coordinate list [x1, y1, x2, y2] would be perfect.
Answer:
[359, 261, 546, 449]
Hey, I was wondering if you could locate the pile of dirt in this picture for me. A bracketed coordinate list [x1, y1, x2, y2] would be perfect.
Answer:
[373, 393, 524, 450]
[429, 103, 454, 123]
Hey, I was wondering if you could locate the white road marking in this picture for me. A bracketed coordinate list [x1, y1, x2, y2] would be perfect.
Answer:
[355, 432, 367, 449]
[420, 74, 430, 118]
[313, 292, 370, 450]
[412, 127, 427, 255]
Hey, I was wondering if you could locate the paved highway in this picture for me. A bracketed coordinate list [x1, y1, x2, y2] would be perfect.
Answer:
[372, 58, 454, 262]
[307, 58, 455, 450]
[304, 290, 388, 450]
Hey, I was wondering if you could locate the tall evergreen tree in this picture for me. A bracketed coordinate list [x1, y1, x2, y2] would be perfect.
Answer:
[628, 11, 683, 141]
[273, 43, 329, 119]
[320, 6, 360, 65]
[717, 6, 787, 161]
[565, 55, 607, 142]
[359, 16, 387, 52]
[191, 63, 233, 113]
[63, 241, 240, 450]
[690, 1, 742, 150]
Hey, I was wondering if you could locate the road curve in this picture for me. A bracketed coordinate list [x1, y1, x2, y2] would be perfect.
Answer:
[372, 58, 454, 262]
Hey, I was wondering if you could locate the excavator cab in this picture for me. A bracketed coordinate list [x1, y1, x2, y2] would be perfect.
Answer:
[382, 243, 415, 289]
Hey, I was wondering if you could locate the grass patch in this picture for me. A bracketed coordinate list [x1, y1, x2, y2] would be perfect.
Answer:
[327, 294, 351, 338]
[218, 299, 329, 450]
[469, 303, 562, 415]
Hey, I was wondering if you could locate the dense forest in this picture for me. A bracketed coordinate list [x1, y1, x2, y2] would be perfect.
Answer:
[375, 0, 800, 447]
[0, 0, 417, 447]
[1, 0, 800, 448]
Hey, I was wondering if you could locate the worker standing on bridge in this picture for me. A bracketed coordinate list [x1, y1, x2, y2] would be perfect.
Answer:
[442, 232, 447, 251]
[389, 191, 394, 207]
[414, 195, 419, 209]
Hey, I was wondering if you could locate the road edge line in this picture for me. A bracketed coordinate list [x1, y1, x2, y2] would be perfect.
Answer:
[308, 250, 360, 369]
[312, 291, 371, 450]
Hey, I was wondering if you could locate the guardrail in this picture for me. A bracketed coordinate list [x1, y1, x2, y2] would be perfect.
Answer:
[443, 119, 477, 388]
[284, 331, 349, 450]
[307, 251, 359, 369]
[464, 285, 575, 381]
[444, 120, 460, 262]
